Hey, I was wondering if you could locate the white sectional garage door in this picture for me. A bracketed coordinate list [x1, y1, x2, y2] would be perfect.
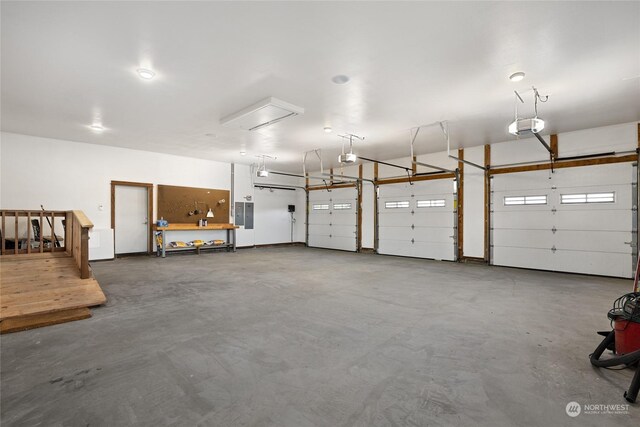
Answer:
[378, 180, 456, 260]
[308, 187, 358, 251]
[491, 162, 636, 278]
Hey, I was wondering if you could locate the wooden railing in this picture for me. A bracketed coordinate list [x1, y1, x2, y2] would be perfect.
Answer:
[0, 209, 93, 279]
[67, 210, 93, 279]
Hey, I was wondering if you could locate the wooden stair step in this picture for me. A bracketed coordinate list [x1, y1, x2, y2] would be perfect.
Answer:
[0, 307, 92, 334]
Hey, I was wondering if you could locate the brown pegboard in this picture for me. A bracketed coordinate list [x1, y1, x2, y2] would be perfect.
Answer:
[157, 185, 230, 224]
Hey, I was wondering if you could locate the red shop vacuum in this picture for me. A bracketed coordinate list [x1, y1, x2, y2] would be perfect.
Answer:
[590, 291, 640, 403]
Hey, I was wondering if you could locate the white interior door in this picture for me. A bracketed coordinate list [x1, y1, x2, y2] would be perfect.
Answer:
[115, 186, 149, 254]
[308, 187, 357, 251]
[491, 163, 636, 278]
[378, 180, 456, 260]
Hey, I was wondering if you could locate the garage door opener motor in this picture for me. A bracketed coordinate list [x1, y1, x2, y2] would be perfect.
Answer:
[590, 292, 640, 403]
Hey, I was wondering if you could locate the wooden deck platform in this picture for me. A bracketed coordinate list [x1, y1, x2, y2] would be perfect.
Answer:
[0, 253, 106, 333]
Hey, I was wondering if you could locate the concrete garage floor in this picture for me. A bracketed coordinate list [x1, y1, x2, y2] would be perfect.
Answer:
[1, 247, 638, 426]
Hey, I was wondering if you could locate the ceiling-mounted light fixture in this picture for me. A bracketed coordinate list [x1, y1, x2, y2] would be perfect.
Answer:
[508, 86, 549, 136]
[337, 133, 364, 164]
[509, 71, 526, 82]
[240, 150, 247, 156]
[324, 126, 332, 133]
[89, 123, 105, 132]
[137, 68, 156, 80]
[256, 154, 276, 177]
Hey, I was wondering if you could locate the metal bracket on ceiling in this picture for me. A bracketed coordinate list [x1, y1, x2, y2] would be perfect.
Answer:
[303, 149, 323, 177]
[409, 124, 456, 174]
[440, 121, 487, 171]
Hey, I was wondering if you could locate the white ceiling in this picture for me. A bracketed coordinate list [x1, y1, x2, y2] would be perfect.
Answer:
[2, 1, 639, 172]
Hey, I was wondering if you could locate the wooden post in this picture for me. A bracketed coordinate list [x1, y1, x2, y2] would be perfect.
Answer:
[457, 149, 464, 260]
[39, 211, 44, 253]
[27, 212, 31, 254]
[65, 211, 73, 256]
[50, 211, 55, 251]
[550, 134, 559, 160]
[80, 227, 90, 279]
[412, 155, 417, 175]
[1, 211, 5, 255]
[14, 211, 18, 255]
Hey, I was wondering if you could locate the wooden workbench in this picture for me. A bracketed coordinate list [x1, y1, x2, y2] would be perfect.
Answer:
[152, 223, 238, 258]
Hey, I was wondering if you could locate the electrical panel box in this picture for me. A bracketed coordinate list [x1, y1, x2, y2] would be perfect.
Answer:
[234, 202, 245, 226]
[245, 202, 254, 229]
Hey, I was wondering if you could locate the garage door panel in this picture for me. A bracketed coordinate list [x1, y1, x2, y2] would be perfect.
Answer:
[308, 235, 333, 248]
[331, 214, 357, 226]
[413, 242, 454, 260]
[308, 224, 331, 234]
[554, 251, 632, 277]
[329, 225, 357, 238]
[554, 163, 633, 186]
[378, 180, 456, 261]
[493, 211, 555, 229]
[554, 210, 632, 232]
[414, 211, 456, 227]
[493, 229, 553, 249]
[379, 211, 413, 223]
[379, 226, 414, 241]
[308, 187, 357, 252]
[328, 236, 357, 252]
[556, 230, 633, 253]
[378, 240, 415, 258]
[492, 163, 635, 278]
[493, 247, 558, 271]
[492, 170, 554, 192]
[414, 227, 454, 244]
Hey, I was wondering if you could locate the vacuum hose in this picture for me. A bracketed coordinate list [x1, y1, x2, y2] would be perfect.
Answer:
[590, 330, 640, 403]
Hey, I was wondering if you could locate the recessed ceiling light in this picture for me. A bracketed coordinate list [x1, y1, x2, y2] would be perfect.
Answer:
[331, 75, 350, 85]
[137, 68, 156, 80]
[324, 126, 332, 133]
[509, 72, 525, 82]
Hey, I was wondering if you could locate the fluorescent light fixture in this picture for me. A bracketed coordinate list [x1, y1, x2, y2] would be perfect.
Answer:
[509, 72, 525, 82]
[221, 97, 304, 131]
[89, 123, 104, 132]
[324, 126, 332, 133]
[137, 68, 155, 80]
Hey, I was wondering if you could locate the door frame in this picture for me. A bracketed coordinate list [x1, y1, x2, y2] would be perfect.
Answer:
[111, 180, 154, 254]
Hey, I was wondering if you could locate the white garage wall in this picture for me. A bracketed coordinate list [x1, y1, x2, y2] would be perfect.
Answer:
[0, 132, 231, 223]
[0, 132, 306, 257]
[462, 146, 485, 258]
[233, 163, 306, 247]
